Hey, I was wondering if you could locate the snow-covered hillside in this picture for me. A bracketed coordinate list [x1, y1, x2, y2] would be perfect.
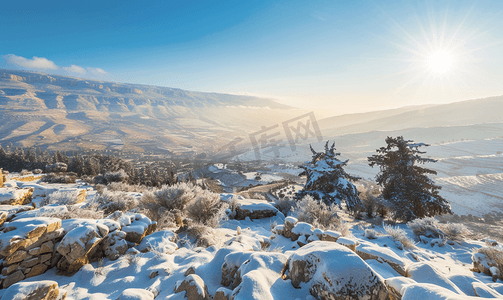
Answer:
[0, 174, 502, 300]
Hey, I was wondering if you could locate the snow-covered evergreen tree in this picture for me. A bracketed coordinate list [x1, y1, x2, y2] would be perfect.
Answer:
[297, 141, 362, 212]
[368, 136, 451, 221]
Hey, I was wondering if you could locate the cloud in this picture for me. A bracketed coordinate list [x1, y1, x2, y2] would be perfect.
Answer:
[87, 67, 108, 75]
[2, 54, 58, 70]
[63, 64, 86, 74]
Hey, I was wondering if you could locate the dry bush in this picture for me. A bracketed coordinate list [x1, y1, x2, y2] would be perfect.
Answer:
[42, 172, 77, 184]
[357, 181, 381, 218]
[20, 169, 32, 176]
[151, 182, 203, 211]
[293, 195, 351, 236]
[183, 222, 217, 248]
[364, 228, 378, 239]
[40, 190, 82, 206]
[407, 217, 468, 243]
[186, 191, 228, 227]
[475, 246, 503, 279]
[383, 224, 415, 248]
[273, 196, 295, 216]
[50, 203, 104, 220]
[95, 189, 139, 215]
[407, 217, 441, 238]
[441, 222, 470, 243]
[107, 182, 148, 193]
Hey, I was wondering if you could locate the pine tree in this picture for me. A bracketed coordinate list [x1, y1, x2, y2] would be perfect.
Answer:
[297, 141, 362, 212]
[368, 136, 451, 221]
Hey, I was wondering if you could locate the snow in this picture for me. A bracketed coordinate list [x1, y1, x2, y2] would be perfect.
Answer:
[291, 222, 313, 236]
[0, 280, 59, 300]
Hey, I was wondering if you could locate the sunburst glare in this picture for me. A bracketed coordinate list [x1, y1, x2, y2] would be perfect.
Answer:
[427, 50, 455, 75]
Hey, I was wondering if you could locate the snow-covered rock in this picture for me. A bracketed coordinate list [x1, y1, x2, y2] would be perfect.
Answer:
[385, 276, 417, 300]
[234, 199, 279, 220]
[0, 187, 33, 205]
[356, 241, 407, 276]
[56, 223, 109, 274]
[116, 288, 155, 300]
[174, 274, 210, 300]
[103, 231, 129, 260]
[405, 262, 465, 295]
[472, 282, 503, 298]
[285, 241, 389, 300]
[1, 280, 62, 300]
[282, 216, 298, 240]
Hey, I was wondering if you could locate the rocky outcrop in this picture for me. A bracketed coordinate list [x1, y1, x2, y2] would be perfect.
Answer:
[0, 187, 34, 205]
[356, 242, 406, 276]
[1, 280, 63, 300]
[233, 199, 279, 220]
[284, 241, 389, 300]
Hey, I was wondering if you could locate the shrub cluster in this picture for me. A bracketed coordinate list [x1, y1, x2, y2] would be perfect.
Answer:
[407, 216, 469, 243]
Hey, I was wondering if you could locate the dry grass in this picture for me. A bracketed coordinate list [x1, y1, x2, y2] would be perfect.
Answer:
[383, 224, 415, 248]
[40, 189, 83, 206]
[475, 246, 503, 279]
[407, 217, 469, 243]
[95, 189, 139, 215]
[293, 195, 351, 236]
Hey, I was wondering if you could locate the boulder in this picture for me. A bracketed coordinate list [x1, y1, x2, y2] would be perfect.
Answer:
[116, 288, 155, 300]
[282, 216, 298, 240]
[0, 187, 34, 205]
[2, 270, 25, 289]
[103, 231, 129, 260]
[336, 236, 359, 251]
[234, 200, 278, 220]
[405, 262, 465, 295]
[1, 280, 61, 300]
[356, 242, 406, 276]
[284, 241, 389, 300]
[56, 223, 109, 274]
[214, 287, 232, 300]
[385, 277, 417, 300]
[174, 274, 210, 300]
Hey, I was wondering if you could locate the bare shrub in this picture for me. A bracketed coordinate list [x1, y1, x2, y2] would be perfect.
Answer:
[104, 169, 129, 183]
[40, 189, 82, 206]
[357, 181, 381, 218]
[383, 224, 415, 248]
[408, 217, 468, 243]
[41, 172, 77, 183]
[441, 222, 470, 243]
[186, 190, 227, 227]
[475, 247, 503, 280]
[20, 169, 32, 176]
[184, 222, 217, 248]
[364, 228, 378, 239]
[407, 217, 440, 238]
[152, 182, 203, 211]
[50, 203, 104, 220]
[107, 182, 148, 193]
[273, 196, 295, 216]
[293, 195, 351, 236]
[95, 189, 139, 215]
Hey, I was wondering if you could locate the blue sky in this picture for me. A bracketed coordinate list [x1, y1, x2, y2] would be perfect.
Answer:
[1, 0, 503, 114]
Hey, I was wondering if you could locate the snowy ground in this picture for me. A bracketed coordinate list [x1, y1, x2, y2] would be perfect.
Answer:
[1, 176, 502, 299]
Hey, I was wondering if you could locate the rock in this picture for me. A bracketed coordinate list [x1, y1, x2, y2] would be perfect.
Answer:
[319, 230, 341, 242]
[185, 266, 196, 276]
[0, 211, 7, 226]
[356, 242, 406, 276]
[40, 253, 52, 263]
[385, 276, 417, 300]
[405, 262, 464, 294]
[123, 221, 156, 245]
[272, 225, 284, 235]
[472, 282, 503, 298]
[175, 274, 210, 300]
[40, 241, 54, 253]
[5, 250, 29, 265]
[282, 216, 298, 239]
[28, 247, 41, 256]
[0, 217, 61, 257]
[20, 257, 40, 268]
[2, 280, 60, 300]
[336, 236, 359, 251]
[116, 288, 155, 300]
[56, 223, 108, 274]
[214, 287, 232, 300]
[284, 241, 389, 300]
[233, 199, 279, 220]
[26, 263, 48, 278]
[1, 263, 20, 276]
[0, 187, 34, 205]
[103, 231, 129, 260]
[3, 270, 25, 288]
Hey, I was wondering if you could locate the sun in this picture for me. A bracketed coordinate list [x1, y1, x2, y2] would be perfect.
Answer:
[427, 50, 454, 75]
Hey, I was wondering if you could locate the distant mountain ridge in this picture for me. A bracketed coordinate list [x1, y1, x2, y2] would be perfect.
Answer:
[0, 69, 300, 154]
